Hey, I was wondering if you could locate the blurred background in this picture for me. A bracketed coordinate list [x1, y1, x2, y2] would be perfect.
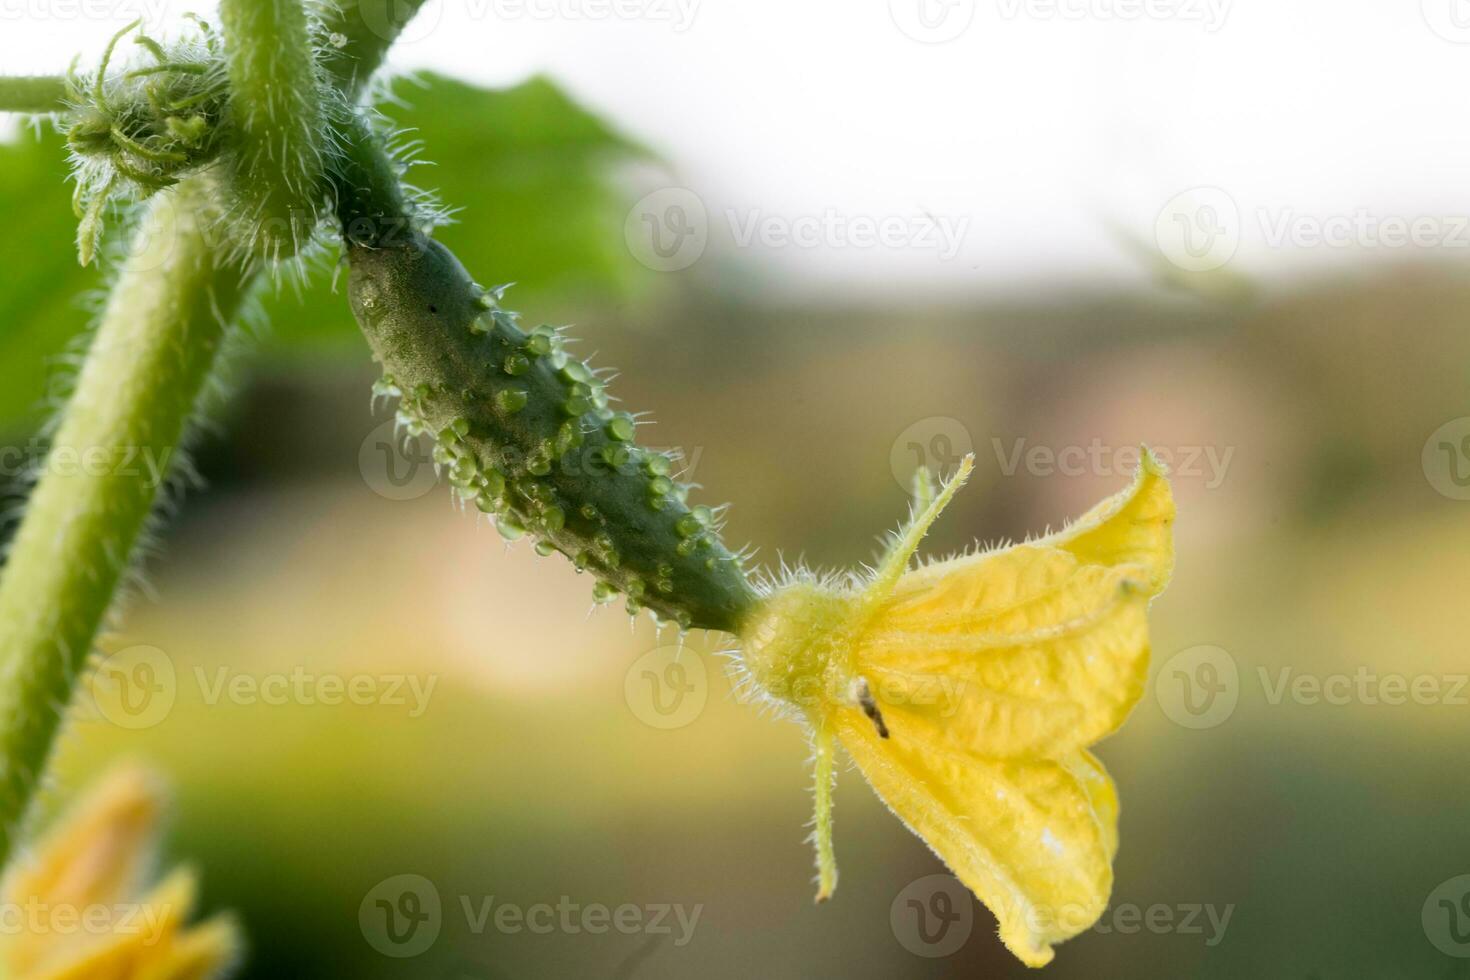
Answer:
[5, 2, 1470, 977]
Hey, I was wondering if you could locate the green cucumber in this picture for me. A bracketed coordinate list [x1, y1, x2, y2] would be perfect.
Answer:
[335, 121, 756, 633]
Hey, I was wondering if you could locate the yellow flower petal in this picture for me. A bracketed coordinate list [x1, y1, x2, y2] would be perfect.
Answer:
[856, 451, 1173, 759]
[739, 451, 1174, 967]
[136, 917, 240, 980]
[836, 710, 1118, 967]
[861, 547, 1153, 758]
[1039, 444, 1174, 593]
[0, 767, 240, 980]
[4, 766, 161, 912]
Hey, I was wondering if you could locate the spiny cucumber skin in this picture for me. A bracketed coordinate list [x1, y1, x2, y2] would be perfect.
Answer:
[219, 0, 328, 259]
[346, 232, 757, 634]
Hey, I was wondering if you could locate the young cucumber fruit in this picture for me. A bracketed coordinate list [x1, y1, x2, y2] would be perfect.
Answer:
[345, 230, 757, 633]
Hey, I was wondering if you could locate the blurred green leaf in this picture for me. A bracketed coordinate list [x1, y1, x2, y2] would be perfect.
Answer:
[256, 71, 649, 352]
[0, 71, 648, 432]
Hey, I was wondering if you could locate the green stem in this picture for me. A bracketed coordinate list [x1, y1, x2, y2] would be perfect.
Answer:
[318, 0, 430, 88]
[0, 76, 68, 114]
[219, 0, 328, 257]
[0, 176, 245, 860]
[0, 0, 424, 865]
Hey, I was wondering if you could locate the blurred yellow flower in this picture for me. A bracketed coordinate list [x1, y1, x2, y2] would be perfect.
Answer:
[0, 766, 239, 980]
[741, 449, 1174, 967]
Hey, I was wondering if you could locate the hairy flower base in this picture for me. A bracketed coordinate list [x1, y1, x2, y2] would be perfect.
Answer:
[736, 450, 1174, 967]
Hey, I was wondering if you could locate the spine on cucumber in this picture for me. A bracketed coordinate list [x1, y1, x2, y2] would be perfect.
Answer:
[334, 125, 756, 633]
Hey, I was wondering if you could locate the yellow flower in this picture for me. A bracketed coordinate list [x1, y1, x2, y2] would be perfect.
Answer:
[0, 766, 240, 980]
[739, 449, 1174, 967]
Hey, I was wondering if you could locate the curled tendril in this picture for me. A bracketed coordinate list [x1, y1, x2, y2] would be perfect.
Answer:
[65, 18, 230, 264]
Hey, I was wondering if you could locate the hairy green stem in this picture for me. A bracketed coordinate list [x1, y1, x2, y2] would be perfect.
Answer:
[318, 0, 430, 88]
[0, 75, 67, 114]
[219, 0, 328, 257]
[0, 177, 245, 860]
[0, 0, 423, 865]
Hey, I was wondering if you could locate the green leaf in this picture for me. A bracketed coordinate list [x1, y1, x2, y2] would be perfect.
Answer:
[255, 71, 649, 353]
[0, 71, 649, 432]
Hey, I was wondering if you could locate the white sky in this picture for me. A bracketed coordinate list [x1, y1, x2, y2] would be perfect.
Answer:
[5, 0, 1470, 296]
